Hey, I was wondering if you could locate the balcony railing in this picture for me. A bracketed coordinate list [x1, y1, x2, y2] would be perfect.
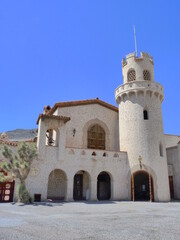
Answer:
[115, 81, 164, 96]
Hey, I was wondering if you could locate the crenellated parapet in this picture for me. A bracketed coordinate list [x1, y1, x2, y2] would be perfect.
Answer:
[116, 51, 164, 104]
[122, 52, 154, 68]
[122, 52, 154, 84]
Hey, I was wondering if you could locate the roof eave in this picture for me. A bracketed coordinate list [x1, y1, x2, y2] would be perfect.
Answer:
[36, 114, 71, 125]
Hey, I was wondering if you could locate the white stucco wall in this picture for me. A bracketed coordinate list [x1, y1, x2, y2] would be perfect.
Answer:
[117, 93, 170, 201]
[26, 147, 129, 201]
[167, 145, 180, 199]
[54, 104, 119, 152]
[165, 134, 180, 148]
[27, 108, 129, 202]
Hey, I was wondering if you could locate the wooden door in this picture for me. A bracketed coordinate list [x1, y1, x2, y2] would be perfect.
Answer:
[0, 181, 15, 202]
[131, 172, 153, 201]
[97, 172, 111, 200]
[169, 176, 174, 199]
[73, 174, 83, 200]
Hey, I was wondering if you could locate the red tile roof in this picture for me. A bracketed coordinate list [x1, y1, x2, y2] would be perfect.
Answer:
[0, 139, 35, 146]
[36, 114, 71, 124]
[0, 139, 18, 146]
[47, 98, 118, 116]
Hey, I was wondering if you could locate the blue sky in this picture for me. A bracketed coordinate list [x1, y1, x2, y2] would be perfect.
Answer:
[0, 1, 180, 134]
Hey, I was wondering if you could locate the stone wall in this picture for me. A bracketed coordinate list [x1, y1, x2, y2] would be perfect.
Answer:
[167, 145, 180, 199]
[26, 147, 128, 201]
[165, 134, 180, 148]
[55, 104, 119, 151]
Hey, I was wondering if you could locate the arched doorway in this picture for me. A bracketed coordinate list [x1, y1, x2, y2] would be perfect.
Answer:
[131, 171, 153, 201]
[97, 172, 111, 200]
[47, 169, 67, 201]
[73, 171, 90, 201]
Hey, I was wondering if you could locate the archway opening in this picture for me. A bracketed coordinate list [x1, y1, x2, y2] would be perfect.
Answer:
[97, 172, 111, 200]
[132, 171, 153, 201]
[45, 129, 58, 147]
[73, 171, 90, 201]
[47, 169, 67, 201]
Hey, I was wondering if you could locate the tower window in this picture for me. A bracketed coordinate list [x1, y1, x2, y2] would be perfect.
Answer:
[127, 69, 136, 82]
[159, 143, 163, 157]
[143, 70, 151, 81]
[143, 110, 148, 120]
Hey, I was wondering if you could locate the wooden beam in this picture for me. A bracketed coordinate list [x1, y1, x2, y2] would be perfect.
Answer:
[149, 173, 153, 202]
[131, 173, 135, 201]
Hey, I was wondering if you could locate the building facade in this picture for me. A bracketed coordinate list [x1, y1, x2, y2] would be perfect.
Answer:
[1, 51, 180, 202]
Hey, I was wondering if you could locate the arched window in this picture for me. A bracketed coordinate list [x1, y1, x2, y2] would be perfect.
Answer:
[127, 69, 136, 82]
[88, 124, 105, 150]
[159, 143, 163, 157]
[143, 110, 148, 120]
[46, 129, 58, 146]
[143, 70, 151, 81]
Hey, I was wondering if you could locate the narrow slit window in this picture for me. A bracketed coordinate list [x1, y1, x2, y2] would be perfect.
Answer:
[159, 143, 163, 157]
[143, 110, 148, 120]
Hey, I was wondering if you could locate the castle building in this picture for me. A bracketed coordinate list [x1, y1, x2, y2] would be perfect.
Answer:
[0, 52, 180, 202]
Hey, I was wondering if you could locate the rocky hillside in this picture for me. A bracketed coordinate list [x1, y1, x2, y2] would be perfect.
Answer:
[0, 129, 37, 142]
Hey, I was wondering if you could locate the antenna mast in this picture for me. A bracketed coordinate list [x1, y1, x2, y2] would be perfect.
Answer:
[134, 25, 138, 57]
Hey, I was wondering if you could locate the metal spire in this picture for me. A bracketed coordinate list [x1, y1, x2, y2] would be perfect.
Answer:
[134, 25, 138, 57]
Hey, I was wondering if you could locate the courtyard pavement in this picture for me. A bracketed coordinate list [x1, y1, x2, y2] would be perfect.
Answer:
[0, 201, 180, 240]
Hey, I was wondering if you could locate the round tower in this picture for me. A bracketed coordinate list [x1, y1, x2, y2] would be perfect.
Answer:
[115, 52, 170, 202]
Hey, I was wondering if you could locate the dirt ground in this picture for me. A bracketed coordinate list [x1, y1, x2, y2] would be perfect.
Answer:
[0, 201, 180, 240]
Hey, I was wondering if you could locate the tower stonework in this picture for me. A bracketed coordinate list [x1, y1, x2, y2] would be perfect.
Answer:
[115, 52, 170, 201]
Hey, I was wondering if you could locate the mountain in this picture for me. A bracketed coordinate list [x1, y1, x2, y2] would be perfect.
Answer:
[0, 129, 37, 142]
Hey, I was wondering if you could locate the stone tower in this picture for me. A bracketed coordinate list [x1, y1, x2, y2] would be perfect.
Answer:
[115, 52, 170, 201]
